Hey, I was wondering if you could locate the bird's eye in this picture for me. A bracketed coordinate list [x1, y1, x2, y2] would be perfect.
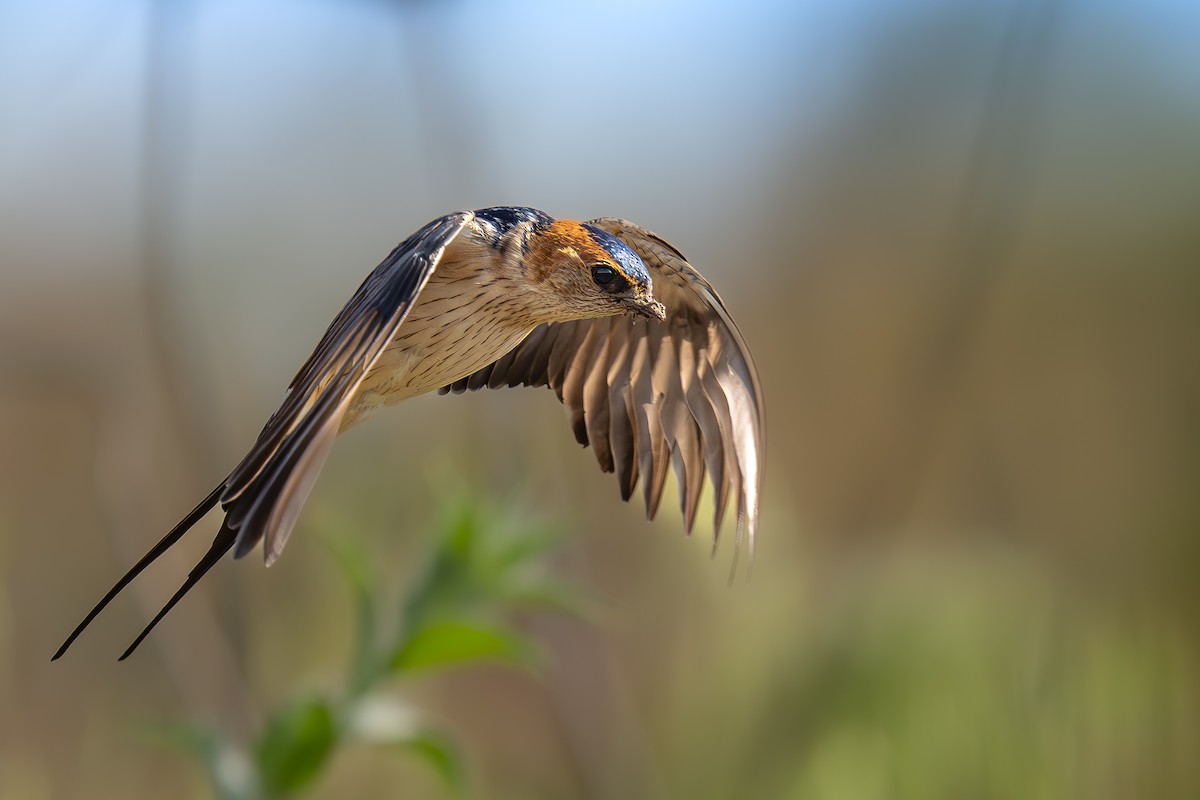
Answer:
[591, 265, 617, 287]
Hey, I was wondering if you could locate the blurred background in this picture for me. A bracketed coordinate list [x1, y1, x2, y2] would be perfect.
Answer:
[2, 0, 1199, 797]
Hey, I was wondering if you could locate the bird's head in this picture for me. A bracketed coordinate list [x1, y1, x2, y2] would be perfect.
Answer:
[522, 220, 667, 323]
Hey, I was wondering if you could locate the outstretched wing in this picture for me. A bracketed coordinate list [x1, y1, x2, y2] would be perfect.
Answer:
[441, 218, 765, 559]
[54, 211, 471, 661]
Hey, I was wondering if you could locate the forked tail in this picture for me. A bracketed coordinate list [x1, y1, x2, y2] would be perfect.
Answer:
[52, 482, 232, 661]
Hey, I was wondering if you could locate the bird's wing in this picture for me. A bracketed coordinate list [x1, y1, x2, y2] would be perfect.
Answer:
[441, 218, 765, 560]
[225, 211, 472, 564]
[52, 212, 470, 661]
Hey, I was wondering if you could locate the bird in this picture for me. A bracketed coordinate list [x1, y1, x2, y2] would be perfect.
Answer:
[53, 206, 764, 661]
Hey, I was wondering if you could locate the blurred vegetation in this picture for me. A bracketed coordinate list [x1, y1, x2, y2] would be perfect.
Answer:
[2, 1, 1199, 798]
[160, 490, 578, 799]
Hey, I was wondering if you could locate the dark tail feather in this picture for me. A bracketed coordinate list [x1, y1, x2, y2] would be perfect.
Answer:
[118, 517, 237, 661]
[52, 482, 224, 661]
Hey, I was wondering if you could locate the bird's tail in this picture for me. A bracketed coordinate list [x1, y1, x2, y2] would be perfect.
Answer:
[52, 481, 232, 661]
[54, 384, 351, 660]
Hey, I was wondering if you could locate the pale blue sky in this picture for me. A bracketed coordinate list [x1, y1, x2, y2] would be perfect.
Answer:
[2, 0, 1197, 288]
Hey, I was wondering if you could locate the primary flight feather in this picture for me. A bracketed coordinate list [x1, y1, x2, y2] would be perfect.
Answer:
[54, 207, 765, 660]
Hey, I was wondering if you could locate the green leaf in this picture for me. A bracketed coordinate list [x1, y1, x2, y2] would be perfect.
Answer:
[390, 620, 532, 672]
[404, 731, 466, 795]
[255, 698, 337, 796]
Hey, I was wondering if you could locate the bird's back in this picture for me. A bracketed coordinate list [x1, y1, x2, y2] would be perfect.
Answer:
[342, 228, 539, 429]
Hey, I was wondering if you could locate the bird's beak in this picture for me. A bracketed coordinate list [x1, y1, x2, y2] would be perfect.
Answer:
[628, 294, 667, 321]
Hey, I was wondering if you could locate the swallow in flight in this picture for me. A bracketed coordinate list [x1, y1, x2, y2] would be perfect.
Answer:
[54, 207, 764, 660]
